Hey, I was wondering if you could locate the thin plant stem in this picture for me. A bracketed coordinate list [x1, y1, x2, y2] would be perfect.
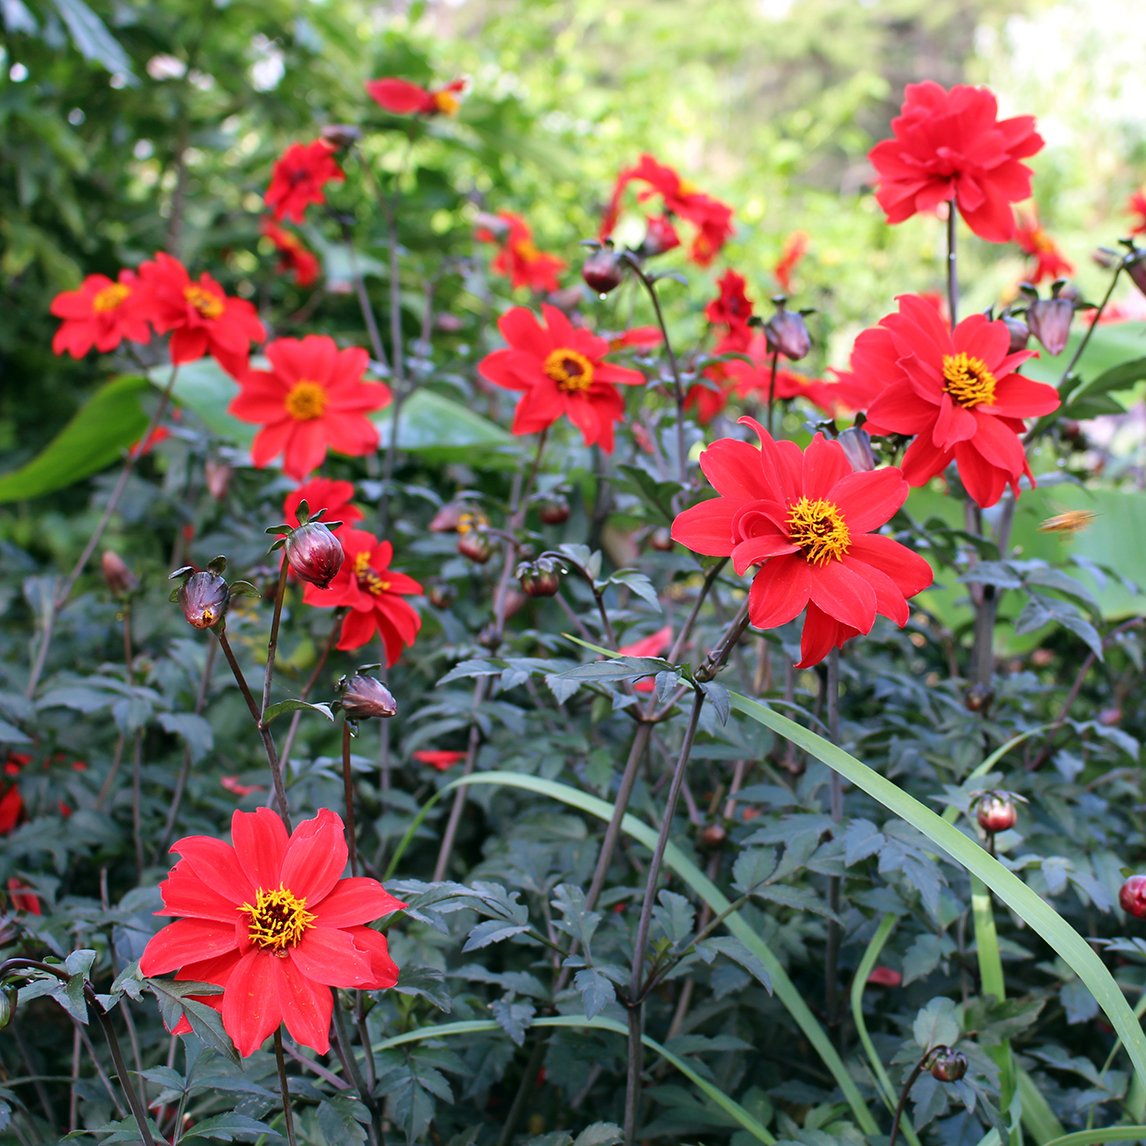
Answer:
[331, 1004, 383, 1145]
[261, 555, 291, 719]
[889, 1052, 932, 1146]
[342, 721, 360, 877]
[946, 199, 959, 328]
[823, 649, 843, 1030]
[273, 1029, 298, 1146]
[766, 348, 780, 437]
[131, 731, 145, 880]
[280, 612, 344, 769]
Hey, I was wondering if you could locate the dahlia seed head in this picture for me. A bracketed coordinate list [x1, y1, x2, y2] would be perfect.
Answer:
[928, 1047, 967, 1083]
[337, 673, 398, 721]
[581, 247, 626, 295]
[285, 521, 344, 589]
[517, 556, 563, 598]
[1027, 295, 1074, 357]
[764, 306, 811, 361]
[177, 571, 230, 630]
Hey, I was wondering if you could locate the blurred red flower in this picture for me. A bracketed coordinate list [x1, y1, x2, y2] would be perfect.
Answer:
[869, 82, 1043, 243]
[229, 335, 391, 480]
[479, 305, 645, 453]
[50, 270, 153, 358]
[601, 154, 734, 266]
[854, 294, 1060, 507]
[617, 626, 673, 693]
[261, 219, 320, 287]
[671, 419, 932, 668]
[774, 231, 809, 294]
[1014, 209, 1073, 284]
[138, 253, 265, 378]
[265, 140, 345, 224]
[139, 807, 404, 1057]
[705, 270, 754, 337]
[413, 750, 467, 771]
[1128, 188, 1146, 236]
[305, 528, 422, 661]
[283, 478, 364, 531]
[475, 211, 566, 292]
[366, 77, 465, 117]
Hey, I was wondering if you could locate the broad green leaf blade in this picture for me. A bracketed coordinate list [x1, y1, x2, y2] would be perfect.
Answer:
[728, 691, 1146, 1090]
[376, 388, 514, 461]
[149, 359, 252, 445]
[1043, 1131, 1146, 1146]
[0, 374, 149, 502]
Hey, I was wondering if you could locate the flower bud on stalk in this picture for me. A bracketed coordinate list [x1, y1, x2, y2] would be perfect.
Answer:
[457, 530, 493, 565]
[928, 1047, 967, 1083]
[538, 494, 571, 525]
[427, 581, 455, 610]
[101, 551, 137, 598]
[204, 460, 232, 500]
[517, 556, 563, 598]
[1026, 281, 1075, 356]
[1120, 875, 1146, 918]
[648, 527, 674, 552]
[764, 302, 812, 361]
[284, 521, 344, 589]
[177, 571, 229, 630]
[582, 247, 626, 295]
[337, 673, 398, 721]
[976, 791, 1017, 834]
[1001, 313, 1030, 354]
[837, 427, 876, 473]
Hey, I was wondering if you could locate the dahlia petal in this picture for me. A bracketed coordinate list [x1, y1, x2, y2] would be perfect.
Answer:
[826, 468, 908, 533]
[314, 878, 407, 927]
[498, 306, 551, 358]
[845, 534, 934, 599]
[671, 497, 739, 557]
[731, 532, 799, 575]
[169, 836, 254, 905]
[277, 955, 334, 1055]
[801, 434, 851, 498]
[898, 435, 951, 488]
[289, 926, 375, 987]
[747, 555, 813, 630]
[953, 443, 1010, 508]
[337, 609, 376, 651]
[347, 926, 401, 988]
[795, 604, 858, 669]
[931, 393, 978, 448]
[156, 862, 241, 923]
[248, 420, 295, 470]
[230, 808, 289, 890]
[221, 951, 282, 1057]
[807, 559, 878, 633]
[139, 919, 238, 977]
[987, 375, 1061, 418]
[280, 808, 348, 904]
[698, 438, 765, 499]
[967, 411, 1027, 472]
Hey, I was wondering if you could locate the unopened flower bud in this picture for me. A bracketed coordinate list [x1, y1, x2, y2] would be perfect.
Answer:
[638, 215, 680, 259]
[178, 571, 229, 630]
[837, 427, 876, 473]
[285, 521, 344, 589]
[649, 527, 674, 552]
[517, 556, 563, 598]
[538, 495, 571, 525]
[458, 529, 493, 565]
[699, 823, 727, 851]
[101, 551, 137, 598]
[338, 673, 398, 720]
[582, 247, 626, 295]
[427, 581, 455, 610]
[1027, 291, 1075, 356]
[1121, 875, 1146, 918]
[1001, 314, 1030, 354]
[1127, 252, 1146, 298]
[320, 123, 362, 150]
[963, 683, 994, 714]
[204, 460, 232, 500]
[976, 792, 1017, 834]
[928, 1047, 967, 1083]
[765, 305, 811, 361]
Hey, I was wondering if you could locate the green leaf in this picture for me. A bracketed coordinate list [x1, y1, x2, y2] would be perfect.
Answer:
[913, 997, 961, 1050]
[573, 968, 616, 1020]
[180, 1112, 278, 1142]
[0, 374, 149, 502]
[262, 698, 335, 724]
[376, 388, 514, 462]
[51, 0, 137, 80]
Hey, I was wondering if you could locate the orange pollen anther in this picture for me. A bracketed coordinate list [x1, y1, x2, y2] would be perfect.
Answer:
[513, 238, 540, 262]
[93, 283, 131, 313]
[942, 352, 997, 408]
[543, 348, 595, 394]
[285, 380, 327, 421]
[352, 550, 391, 596]
[787, 496, 851, 565]
[239, 884, 315, 953]
[432, 90, 461, 116]
[183, 284, 225, 320]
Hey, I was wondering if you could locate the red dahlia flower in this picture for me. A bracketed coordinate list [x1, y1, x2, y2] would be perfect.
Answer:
[671, 418, 933, 668]
[265, 140, 345, 225]
[283, 478, 364, 531]
[304, 528, 422, 662]
[869, 82, 1043, 243]
[1014, 209, 1073, 284]
[478, 305, 645, 453]
[139, 807, 404, 1057]
[854, 294, 1060, 507]
[475, 211, 566, 293]
[601, 154, 733, 267]
[261, 219, 320, 287]
[50, 270, 152, 358]
[774, 231, 809, 294]
[617, 625, 673, 693]
[138, 253, 265, 378]
[1127, 188, 1146, 236]
[413, 750, 467, 772]
[229, 335, 391, 480]
[365, 77, 466, 117]
[705, 270, 754, 337]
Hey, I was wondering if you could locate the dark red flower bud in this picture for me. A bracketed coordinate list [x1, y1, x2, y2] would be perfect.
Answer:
[458, 529, 493, 564]
[1027, 294, 1074, 356]
[538, 495, 571, 525]
[837, 427, 876, 473]
[976, 792, 1017, 834]
[517, 556, 563, 598]
[582, 248, 626, 295]
[320, 123, 362, 150]
[764, 306, 811, 361]
[649, 527, 674, 552]
[929, 1047, 967, 1083]
[101, 551, 137, 598]
[338, 673, 398, 720]
[178, 571, 229, 630]
[285, 521, 344, 589]
[1001, 314, 1030, 354]
[204, 460, 232, 500]
[699, 823, 727, 851]
[1120, 875, 1146, 918]
[963, 683, 994, 714]
[427, 581, 455, 610]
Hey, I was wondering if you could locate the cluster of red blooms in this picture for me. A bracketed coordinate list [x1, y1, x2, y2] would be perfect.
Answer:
[475, 210, 566, 293]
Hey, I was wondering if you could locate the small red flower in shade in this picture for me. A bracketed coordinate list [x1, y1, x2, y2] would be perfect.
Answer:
[1120, 875, 1146, 919]
[705, 270, 755, 337]
[229, 335, 391, 480]
[854, 294, 1060, 507]
[1014, 209, 1073, 284]
[261, 219, 320, 287]
[671, 419, 933, 668]
[265, 140, 345, 225]
[283, 478, 364, 531]
[365, 77, 466, 117]
[220, 776, 263, 797]
[866, 965, 903, 988]
[137, 253, 265, 378]
[305, 528, 422, 662]
[50, 270, 152, 358]
[869, 82, 1044, 243]
[475, 211, 566, 293]
[478, 305, 645, 453]
[601, 154, 734, 267]
[617, 625, 673, 693]
[774, 231, 809, 294]
[608, 326, 663, 352]
[138, 808, 404, 1057]
[413, 750, 467, 772]
[1128, 189, 1146, 236]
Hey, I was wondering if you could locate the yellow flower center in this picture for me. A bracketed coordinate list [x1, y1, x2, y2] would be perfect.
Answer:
[432, 90, 460, 116]
[285, 380, 327, 421]
[941, 352, 997, 409]
[457, 510, 488, 535]
[787, 496, 851, 565]
[183, 284, 225, 320]
[93, 283, 131, 313]
[543, 348, 594, 394]
[513, 238, 540, 262]
[239, 884, 315, 953]
[353, 550, 391, 596]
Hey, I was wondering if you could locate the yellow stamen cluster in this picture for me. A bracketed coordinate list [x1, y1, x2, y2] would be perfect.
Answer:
[93, 283, 131, 313]
[239, 884, 315, 953]
[787, 496, 851, 565]
[543, 348, 594, 394]
[353, 550, 391, 596]
[183, 284, 225, 320]
[457, 510, 489, 535]
[285, 380, 327, 421]
[941, 352, 997, 409]
[432, 90, 460, 116]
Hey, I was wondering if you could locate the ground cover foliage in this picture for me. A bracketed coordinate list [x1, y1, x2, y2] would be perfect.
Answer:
[5, 3, 1146, 1145]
